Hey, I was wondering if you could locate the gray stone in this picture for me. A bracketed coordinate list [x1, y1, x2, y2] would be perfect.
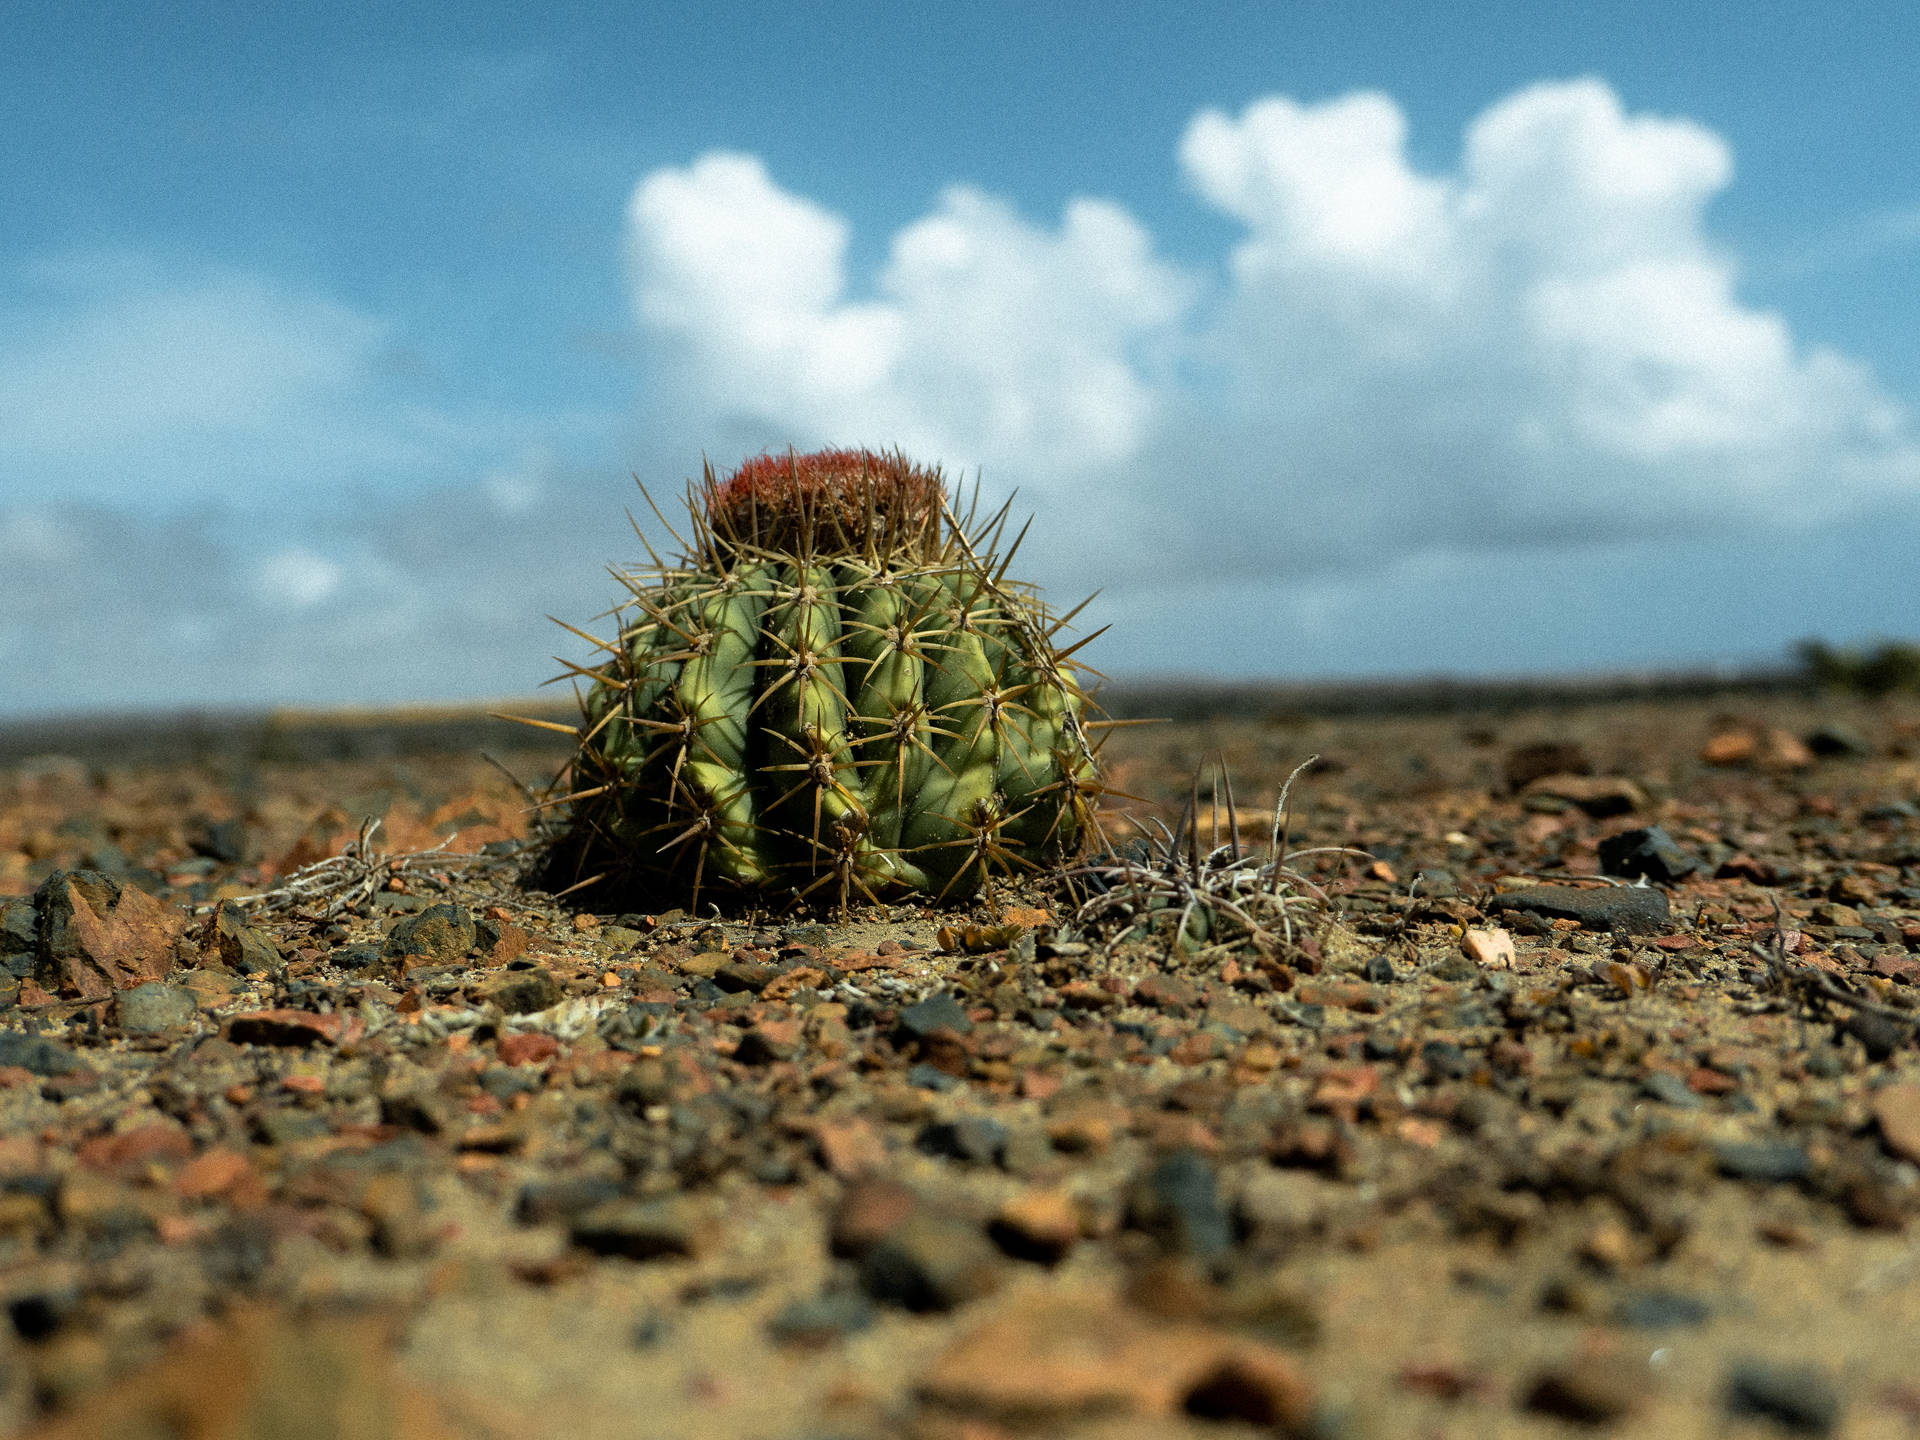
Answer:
[1488, 883, 1670, 935]
[0, 897, 36, 958]
[1723, 1359, 1840, 1435]
[895, 991, 973, 1041]
[1640, 1071, 1703, 1109]
[1598, 826, 1701, 882]
[478, 966, 561, 1015]
[1714, 1141, 1811, 1182]
[0, 1031, 89, 1076]
[383, 904, 476, 965]
[1128, 1149, 1233, 1261]
[1613, 1289, 1710, 1329]
[515, 1175, 624, 1225]
[765, 1288, 876, 1346]
[115, 982, 199, 1032]
[916, 1115, 1009, 1166]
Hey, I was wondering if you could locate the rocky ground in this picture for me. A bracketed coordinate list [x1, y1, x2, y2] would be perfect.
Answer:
[3, 689, 1920, 1439]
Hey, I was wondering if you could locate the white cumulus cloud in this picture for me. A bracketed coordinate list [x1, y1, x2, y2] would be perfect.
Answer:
[622, 78, 1920, 611]
[627, 151, 1193, 479]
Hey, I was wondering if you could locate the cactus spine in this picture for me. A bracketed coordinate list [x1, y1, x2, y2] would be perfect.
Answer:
[544, 448, 1103, 908]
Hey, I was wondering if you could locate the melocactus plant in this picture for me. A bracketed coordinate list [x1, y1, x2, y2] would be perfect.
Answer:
[535, 448, 1104, 908]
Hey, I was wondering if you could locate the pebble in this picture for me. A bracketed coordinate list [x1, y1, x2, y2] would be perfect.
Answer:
[1869, 1083, 1920, 1164]
[1127, 1149, 1233, 1261]
[857, 1209, 1003, 1312]
[1523, 1353, 1646, 1424]
[1489, 884, 1670, 935]
[1640, 1070, 1704, 1109]
[920, 1291, 1230, 1420]
[1840, 1009, 1907, 1062]
[1598, 825, 1702, 882]
[201, 901, 283, 976]
[765, 1287, 876, 1347]
[0, 1031, 90, 1077]
[382, 903, 477, 965]
[1521, 774, 1647, 817]
[1182, 1345, 1314, 1430]
[916, 1115, 1009, 1167]
[1714, 1141, 1812, 1183]
[895, 991, 974, 1040]
[1722, 1358, 1841, 1435]
[569, 1197, 717, 1261]
[477, 966, 561, 1015]
[1503, 742, 1592, 791]
[988, 1189, 1081, 1264]
[1613, 1288, 1710, 1329]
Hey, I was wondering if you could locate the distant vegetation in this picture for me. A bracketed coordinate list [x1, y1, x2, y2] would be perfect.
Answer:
[1796, 638, 1920, 697]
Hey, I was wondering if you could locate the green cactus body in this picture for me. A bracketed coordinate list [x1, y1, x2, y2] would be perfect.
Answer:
[550, 448, 1102, 908]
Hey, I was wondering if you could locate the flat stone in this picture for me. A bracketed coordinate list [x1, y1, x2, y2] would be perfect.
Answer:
[1488, 884, 1669, 935]
[496, 1031, 561, 1067]
[1461, 928, 1514, 969]
[514, 1175, 623, 1226]
[115, 981, 199, 1033]
[1521, 773, 1646, 817]
[1870, 1083, 1920, 1165]
[570, 1197, 717, 1261]
[34, 869, 188, 999]
[895, 991, 974, 1041]
[0, 1031, 90, 1077]
[765, 1288, 876, 1347]
[1641, 1070, 1704, 1109]
[1723, 1358, 1840, 1435]
[1613, 1289, 1710, 1329]
[1714, 1140, 1811, 1183]
[1806, 724, 1872, 758]
[226, 1009, 361, 1048]
[920, 1289, 1233, 1421]
[476, 966, 561, 1015]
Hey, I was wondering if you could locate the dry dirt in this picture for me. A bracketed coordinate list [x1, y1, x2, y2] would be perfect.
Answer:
[3, 688, 1920, 1439]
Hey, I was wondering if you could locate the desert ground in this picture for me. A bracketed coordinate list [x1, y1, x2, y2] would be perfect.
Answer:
[2, 682, 1919, 1438]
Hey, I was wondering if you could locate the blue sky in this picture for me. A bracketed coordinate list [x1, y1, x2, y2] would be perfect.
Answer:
[5, 1, 1918, 715]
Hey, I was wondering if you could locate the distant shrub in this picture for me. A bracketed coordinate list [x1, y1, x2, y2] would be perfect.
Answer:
[1796, 638, 1920, 697]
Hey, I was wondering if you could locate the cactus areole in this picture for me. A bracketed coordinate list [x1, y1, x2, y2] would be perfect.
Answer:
[547, 448, 1104, 908]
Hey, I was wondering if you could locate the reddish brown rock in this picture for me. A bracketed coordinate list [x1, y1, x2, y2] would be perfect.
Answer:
[497, 1032, 561, 1067]
[34, 869, 188, 1000]
[226, 1009, 363, 1048]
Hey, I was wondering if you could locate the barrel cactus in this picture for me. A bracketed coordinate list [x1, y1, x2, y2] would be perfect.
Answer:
[536, 448, 1104, 908]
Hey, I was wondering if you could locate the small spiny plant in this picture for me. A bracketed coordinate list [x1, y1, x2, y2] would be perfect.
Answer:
[510, 447, 1111, 910]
